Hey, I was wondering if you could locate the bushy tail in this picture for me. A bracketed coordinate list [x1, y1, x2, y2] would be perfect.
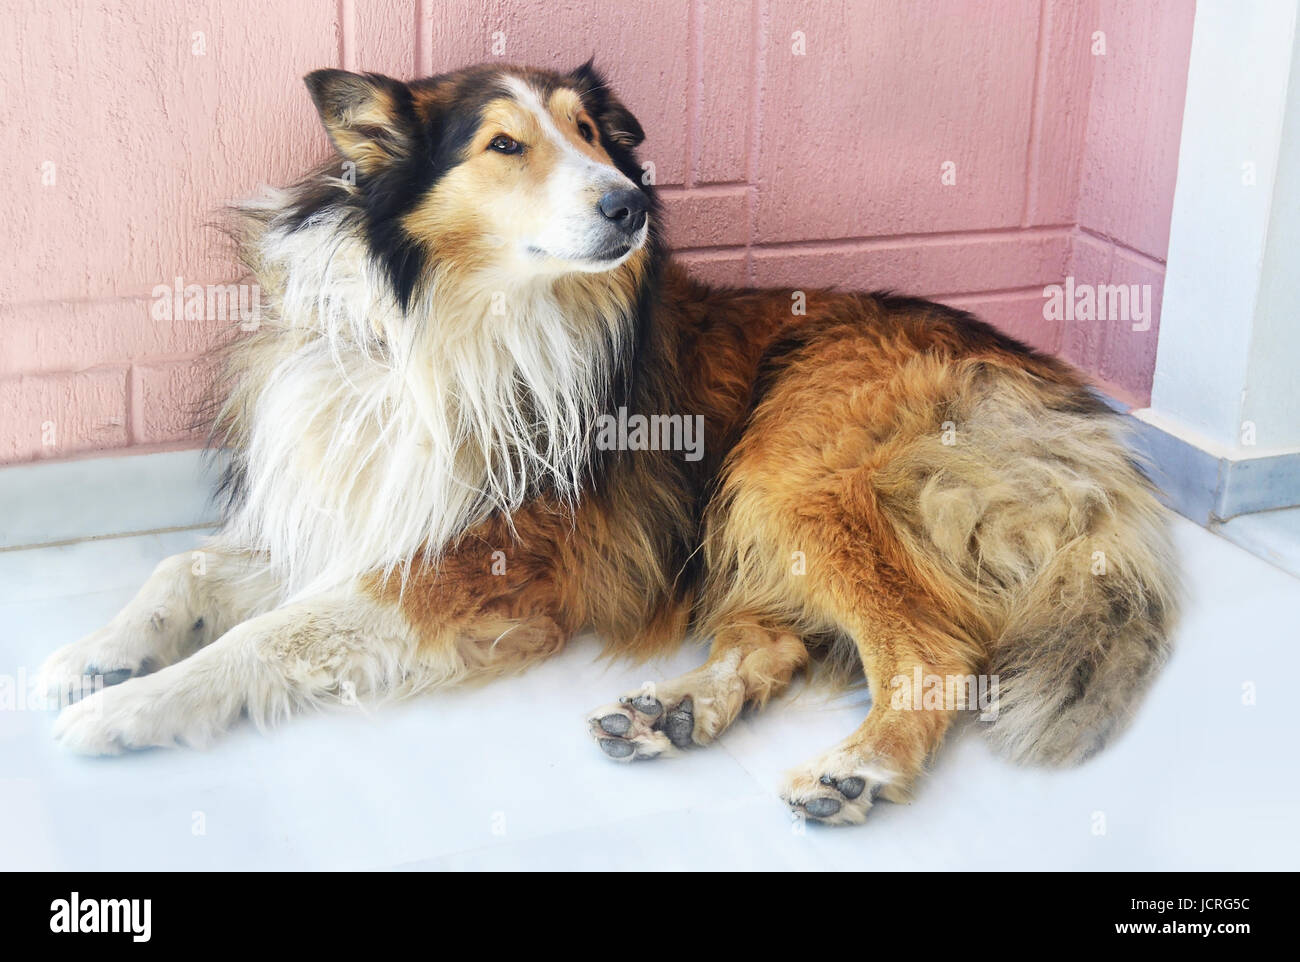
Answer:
[871, 361, 1181, 767]
[878, 371, 1181, 766]
[982, 482, 1179, 766]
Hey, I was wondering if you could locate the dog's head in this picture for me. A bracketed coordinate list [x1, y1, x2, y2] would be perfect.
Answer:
[303, 61, 653, 308]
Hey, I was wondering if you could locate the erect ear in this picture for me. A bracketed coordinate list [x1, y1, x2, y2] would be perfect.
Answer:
[304, 69, 413, 173]
[568, 59, 645, 149]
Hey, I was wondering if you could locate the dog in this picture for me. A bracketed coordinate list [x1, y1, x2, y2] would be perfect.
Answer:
[40, 62, 1178, 824]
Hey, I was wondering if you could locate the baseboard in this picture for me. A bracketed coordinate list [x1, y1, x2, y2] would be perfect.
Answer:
[1113, 402, 1300, 524]
[0, 448, 224, 550]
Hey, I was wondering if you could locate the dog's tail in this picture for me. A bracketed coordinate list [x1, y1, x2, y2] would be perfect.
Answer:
[963, 394, 1180, 766]
[882, 371, 1180, 767]
[981, 488, 1178, 765]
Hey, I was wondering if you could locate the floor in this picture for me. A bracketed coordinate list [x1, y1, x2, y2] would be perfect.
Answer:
[0, 514, 1296, 871]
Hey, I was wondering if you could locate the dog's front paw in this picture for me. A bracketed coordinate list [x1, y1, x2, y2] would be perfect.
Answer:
[51, 674, 194, 755]
[38, 628, 153, 706]
[52, 684, 137, 755]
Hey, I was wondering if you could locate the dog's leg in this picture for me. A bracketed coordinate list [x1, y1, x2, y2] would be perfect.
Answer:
[38, 544, 280, 701]
[779, 607, 978, 825]
[49, 590, 410, 754]
[586, 620, 808, 760]
[51, 562, 570, 754]
[50, 587, 418, 753]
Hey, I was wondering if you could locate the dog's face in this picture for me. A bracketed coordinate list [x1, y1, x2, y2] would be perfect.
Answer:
[304, 62, 653, 305]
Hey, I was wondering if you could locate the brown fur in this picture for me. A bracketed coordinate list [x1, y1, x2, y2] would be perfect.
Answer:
[372, 263, 1178, 813]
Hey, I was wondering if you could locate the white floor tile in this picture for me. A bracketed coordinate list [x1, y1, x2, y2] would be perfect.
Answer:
[0, 514, 1295, 870]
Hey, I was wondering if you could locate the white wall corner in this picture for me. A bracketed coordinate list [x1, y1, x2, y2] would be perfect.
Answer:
[1151, 0, 1300, 455]
[1136, 0, 1300, 522]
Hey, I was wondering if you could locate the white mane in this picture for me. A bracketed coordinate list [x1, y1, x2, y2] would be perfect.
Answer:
[216, 184, 630, 600]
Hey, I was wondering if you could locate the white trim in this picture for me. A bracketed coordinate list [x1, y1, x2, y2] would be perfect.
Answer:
[1120, 400, 1300, 524]
[1151, 0, 1300, 452]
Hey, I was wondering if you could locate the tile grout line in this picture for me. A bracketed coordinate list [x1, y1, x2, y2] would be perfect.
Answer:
[0, 523, 214, 555]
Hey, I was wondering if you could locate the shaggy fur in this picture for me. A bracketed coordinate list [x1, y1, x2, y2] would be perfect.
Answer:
[40, 62, 1178, 825]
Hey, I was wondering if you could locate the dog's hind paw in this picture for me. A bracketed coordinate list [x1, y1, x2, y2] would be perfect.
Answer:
[587, 693, 694, 761]
[586, 658, 751, 762]
[780, 751, 895, 826]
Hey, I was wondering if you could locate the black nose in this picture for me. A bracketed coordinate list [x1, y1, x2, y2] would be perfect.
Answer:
[597, 188, 648, 233]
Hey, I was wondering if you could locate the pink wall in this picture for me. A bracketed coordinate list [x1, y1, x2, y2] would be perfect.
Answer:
[0, 0, 1194, 464]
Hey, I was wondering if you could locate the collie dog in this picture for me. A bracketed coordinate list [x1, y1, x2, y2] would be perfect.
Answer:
[41, 62, 1178, 823]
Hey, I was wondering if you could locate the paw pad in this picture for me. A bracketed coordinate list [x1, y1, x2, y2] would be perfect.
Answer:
[662, 696, 694, 748]
[599, 737, 635, 758]
[87, 665, 136, 689]
[819, 774, 866, 799]
[804, 796, 842, 818]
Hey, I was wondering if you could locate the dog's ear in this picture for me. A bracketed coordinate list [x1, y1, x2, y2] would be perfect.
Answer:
[304, 69, 413, 173]
[569, 59, 645, 149]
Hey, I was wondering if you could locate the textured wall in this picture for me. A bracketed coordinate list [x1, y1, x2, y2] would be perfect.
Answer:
[1065, 0, 1197, 404]
[0, 0, 1194, 464]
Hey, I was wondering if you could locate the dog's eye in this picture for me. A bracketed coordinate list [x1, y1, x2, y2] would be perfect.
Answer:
[577, 121, 594, 144]
[488, 134, 522, 154]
